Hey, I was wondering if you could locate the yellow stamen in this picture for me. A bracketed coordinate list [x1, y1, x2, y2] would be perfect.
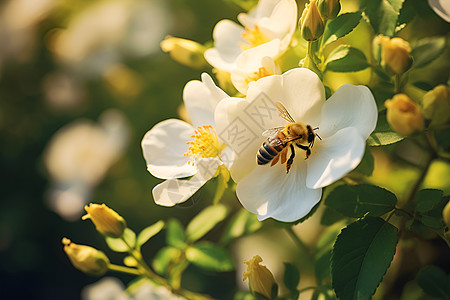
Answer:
[184, 125, 221, 165]
[240, 25, 270, 50]
[244, 66, 274, 86]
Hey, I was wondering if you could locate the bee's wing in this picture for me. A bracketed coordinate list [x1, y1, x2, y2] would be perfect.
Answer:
[262, 127, 283, 137]
[276, 102, 295, 123]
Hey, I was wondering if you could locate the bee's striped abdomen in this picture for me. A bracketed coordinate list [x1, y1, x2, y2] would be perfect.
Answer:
[257, 141, 284, 165]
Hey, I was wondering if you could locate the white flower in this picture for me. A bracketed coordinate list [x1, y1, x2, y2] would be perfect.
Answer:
[214, 68, 377, 222]
[428, 0, 450, 22]
[141, 74, 234, 206]
[204, 0, 297, 73]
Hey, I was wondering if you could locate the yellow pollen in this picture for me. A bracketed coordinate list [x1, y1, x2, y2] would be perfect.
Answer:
[239, 25, 270, 50]
[244, 67, 274, 86]
[184, 125, 221, 165]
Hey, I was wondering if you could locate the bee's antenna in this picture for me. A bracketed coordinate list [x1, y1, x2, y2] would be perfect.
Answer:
[312, 127, 322, 140]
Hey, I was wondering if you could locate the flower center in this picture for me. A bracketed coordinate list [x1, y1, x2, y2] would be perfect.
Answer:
[244, 66, 274, 86]
[240, 25, 270, 50]
[184, 125, 221, 165]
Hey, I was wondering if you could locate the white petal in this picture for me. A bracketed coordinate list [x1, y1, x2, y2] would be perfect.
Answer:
[238, 0, 280, 27]
[204, 20, 245, 71]
[306, 127, 365, 189]
[428, 0, 450, 22]
[215, 95, 280, 182]
[278, 68, 325, 126]
[152, 158, 221, 206]
[318, 84, 377, 140]
[141, 119, 196, 179]
[183, 73, 228, 127]
[236, 160, 322, 222]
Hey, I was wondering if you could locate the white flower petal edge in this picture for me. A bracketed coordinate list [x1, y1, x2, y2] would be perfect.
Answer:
[317, 84, 377, 140]
[183, 73, 229, 127]
[428, 0, 450, 22]
[142, 119, 196, 179]
[306, 127, 365, 189]
[152, 158, 222, 207]
[236, 160, 322, 222]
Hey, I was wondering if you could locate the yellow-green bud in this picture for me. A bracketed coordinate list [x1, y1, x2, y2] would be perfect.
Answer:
[82, 203, 126, 238]
[62, 238, 109, 276]
[300, 0, 325, 42]
[385, 93, 424, 136]
[443, 201, 450, 228]
[422, 84, 450, 127]
[243, 255, 277, 299]
[317, 0, 341, 20]
[375, 35, 412, 74]
[160, 36, 207, 69]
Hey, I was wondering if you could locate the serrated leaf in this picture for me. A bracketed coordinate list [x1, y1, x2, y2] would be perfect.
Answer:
[411, 37, 446, 69]
[367, 113, 405, 146]
[360, 0, 405, 36]
[417, 266, 450, 299]
[221, 208, 262, 244]
[105, 228, 136, 252]
[320, 206, 346, 226]
[186, 204, 228, 243]
[325, 184, 397, 218]
[332, 217, 398, 300]
[324, 45, 369, 72]
[414, 189, 444, 213]
[353, 146, 374, 176]
[186, 242, 234, 272]
[152, 246, 182, 275]
[283, 262, 300, 292]
[323, 12, 362, 47]
[136, 220, 164, 248]
[166, 219, 186, 249]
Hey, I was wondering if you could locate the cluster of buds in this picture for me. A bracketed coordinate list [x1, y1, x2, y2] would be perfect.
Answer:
[385, 93, 424, 136]
[375, 35, 413, 75]
[82, 203, 127, 238]
[300, 0, 340, 42]
[243, 255, 278, 299]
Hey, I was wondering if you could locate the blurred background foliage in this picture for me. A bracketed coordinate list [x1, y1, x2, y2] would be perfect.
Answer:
[0, 0, 449, 299]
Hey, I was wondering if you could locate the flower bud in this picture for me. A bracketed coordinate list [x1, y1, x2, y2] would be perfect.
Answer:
[375, 35, 412, 74]
[243, 255, 277, 299]
[317, 0, 341, 20]
[385, 93, 424, 136]
[62, 238, 109, 276]
[82, 203, 126, 238]
[443, 201, 450, 228]
[160, 36, 207, 69]
[300, 0, 325, 42]
[422, 84, 450, 127]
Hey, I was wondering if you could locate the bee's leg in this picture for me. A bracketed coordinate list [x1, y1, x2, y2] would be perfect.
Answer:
[280, 147, 288, 164]
[296, 144, 311, 159]
[286, 144, 295, 174]
[270, 153, 280, 166]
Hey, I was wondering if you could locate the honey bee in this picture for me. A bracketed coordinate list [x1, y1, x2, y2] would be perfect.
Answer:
[257, 102, 320, 174]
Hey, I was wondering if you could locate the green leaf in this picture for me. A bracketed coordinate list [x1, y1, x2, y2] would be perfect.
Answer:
[324, 45, 369, 72]
[320, 206, 346, 226]
[417, 266, 450, 299]
[136, 220, 164, 248]
[105, 228, 136, 252]
[331, 217, 398, 300]
[322, 12, 362, 47]
[283, 262, 300, 293]
[353, 146, 374, 176]
[325, 184, 397, 218]
[411, 37, 446, 69]
[414, 189, 444, 213]
[152, 246, 182, 275]
[367, 113, 405, 146]
[185, 242, 234, 272]
[166, 219, 186, 249]
[419, 215, 444, 229]
[186, 204, 228, 243]
[221, 208, 262, 244]
[360, 0, 405, 36]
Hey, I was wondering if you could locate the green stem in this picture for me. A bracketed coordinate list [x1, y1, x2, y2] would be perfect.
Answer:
[108, 264, 142, 276]
[394, 74, 401, 93]
[304, 42, 322, 79]
[284, 227, 311, 257]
